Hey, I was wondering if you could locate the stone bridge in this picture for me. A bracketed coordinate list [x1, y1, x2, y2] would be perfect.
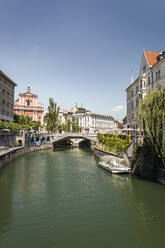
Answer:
[53, 133, 97, 149]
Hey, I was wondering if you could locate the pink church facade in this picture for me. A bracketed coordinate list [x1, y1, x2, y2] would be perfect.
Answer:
[14, 86, 44, 125]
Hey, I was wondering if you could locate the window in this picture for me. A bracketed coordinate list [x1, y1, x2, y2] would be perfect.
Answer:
[143, 65, 146, 72]
[2, 99, 5, 105]
[27, 100, 30, 106]
[148, 76, 150, 85]
[136, 98, 139, 107]
[156, 70, 160, 80]
[136, 86, 139, 93]
[131, 101, 134, 109]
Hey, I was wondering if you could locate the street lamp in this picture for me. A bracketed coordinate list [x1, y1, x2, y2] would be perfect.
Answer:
[137, 91, 142, 99]
[156, 83, 161, 90]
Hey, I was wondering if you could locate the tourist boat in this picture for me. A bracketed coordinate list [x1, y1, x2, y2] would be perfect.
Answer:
[98, 162, 131, 174]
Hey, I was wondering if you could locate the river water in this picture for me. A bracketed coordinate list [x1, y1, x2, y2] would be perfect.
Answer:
[0, 149, 165, 248]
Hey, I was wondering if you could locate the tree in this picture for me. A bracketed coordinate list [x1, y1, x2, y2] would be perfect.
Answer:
[58, 123, 63, 133]
[46, 98, 60, 133]
[14, 114, 41, 131]
[71, 116, 80, 133]
[66, 119, 71, 133]
[62, 123, 66, 132]
[122, 116, 127, 125]
[138, 87, 165, 167]
[14, 114, 33, 126]
[32, 121, 40, 132]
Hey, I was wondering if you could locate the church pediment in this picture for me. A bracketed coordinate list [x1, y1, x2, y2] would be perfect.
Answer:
[19, 92, 37, 97]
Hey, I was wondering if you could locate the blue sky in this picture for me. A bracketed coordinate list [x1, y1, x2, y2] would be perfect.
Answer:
[0, 0, 165, 120]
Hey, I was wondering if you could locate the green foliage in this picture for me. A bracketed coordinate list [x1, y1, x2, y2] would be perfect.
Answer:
[138, 87, 165, 167]
[122, 116, 127, 125]
[32, 121, 40, 131]
[71, 116, 80, 133]
[0, 114, 41, 132]
[15, 114, 40, 131]
[58, 123, 63, 133]
[14, 114, 32, 126]
[46, 98, 60, 132]
[66, 119, 71, 133]
[97, 133, 131, 154]
[131, 145, 143, 168]
[0, 120, 21, 132]
[62, 123, 67, 132]
[60, 118, 80, 133]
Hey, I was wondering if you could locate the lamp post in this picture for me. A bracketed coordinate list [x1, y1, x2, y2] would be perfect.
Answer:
[156, 82, 161, 90]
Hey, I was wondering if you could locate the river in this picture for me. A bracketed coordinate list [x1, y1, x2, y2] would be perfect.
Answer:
[0, 149, 165, 248]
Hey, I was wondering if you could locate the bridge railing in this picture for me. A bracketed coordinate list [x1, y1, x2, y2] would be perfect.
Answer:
[52, 133, 97, 142]
[53, 133, 97, 137]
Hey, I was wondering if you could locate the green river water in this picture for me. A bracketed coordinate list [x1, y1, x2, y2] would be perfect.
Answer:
[0, 149, 165, 248]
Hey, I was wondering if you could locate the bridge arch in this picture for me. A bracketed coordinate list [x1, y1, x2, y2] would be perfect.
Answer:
[53, 134, 97, 149]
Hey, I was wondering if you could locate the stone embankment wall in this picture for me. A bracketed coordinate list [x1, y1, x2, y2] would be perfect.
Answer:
[0, 144, 53, 169]
[154, 168, 165, 184]
[132, 151, 165, 184]
[0, 134, 16, 147]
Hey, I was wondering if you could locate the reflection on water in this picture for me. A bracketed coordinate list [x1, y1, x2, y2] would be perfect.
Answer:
[0, 149, 165, 248]
[0, 167, 13, 236]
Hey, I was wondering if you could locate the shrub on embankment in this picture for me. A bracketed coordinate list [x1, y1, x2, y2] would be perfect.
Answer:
[97, 133, 131, 154]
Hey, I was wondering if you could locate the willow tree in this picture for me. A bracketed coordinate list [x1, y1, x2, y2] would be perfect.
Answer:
[138, 87, 165, 167]
[46, 98, 60, 133]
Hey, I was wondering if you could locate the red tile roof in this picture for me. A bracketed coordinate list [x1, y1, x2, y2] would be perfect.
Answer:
[144, 51, 159, 67]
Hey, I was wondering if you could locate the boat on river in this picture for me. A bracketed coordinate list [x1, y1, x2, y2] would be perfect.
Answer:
[98, 162, 131, 174]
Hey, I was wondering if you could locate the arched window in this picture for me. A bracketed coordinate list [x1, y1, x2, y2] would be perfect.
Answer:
[27, 100, 30, 106]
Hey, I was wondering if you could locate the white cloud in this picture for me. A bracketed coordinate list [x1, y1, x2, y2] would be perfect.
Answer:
[112, 105, 124, 112]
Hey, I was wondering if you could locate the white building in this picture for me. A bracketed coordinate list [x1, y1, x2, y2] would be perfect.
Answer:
[66, 107, 115, 133]
[126, 50, 165, 129]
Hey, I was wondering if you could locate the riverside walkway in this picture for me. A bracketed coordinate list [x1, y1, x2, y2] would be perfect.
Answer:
[0, 147, 22, 156]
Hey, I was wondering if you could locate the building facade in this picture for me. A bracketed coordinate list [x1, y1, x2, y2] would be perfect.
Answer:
[126, 50, 165, 129]
[0, 70, 17, 122]
[14, 86, 44, 124]
[66, 107, 115, 133]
